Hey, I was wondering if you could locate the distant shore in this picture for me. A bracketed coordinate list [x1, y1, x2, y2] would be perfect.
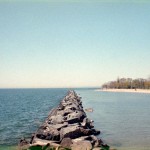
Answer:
[96, 88, 150, 94]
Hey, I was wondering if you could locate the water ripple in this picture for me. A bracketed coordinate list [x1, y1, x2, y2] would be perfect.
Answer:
[0, 88, 68, 146]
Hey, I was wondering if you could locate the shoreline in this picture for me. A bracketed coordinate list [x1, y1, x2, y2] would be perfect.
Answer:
[96, 88, 150, 94]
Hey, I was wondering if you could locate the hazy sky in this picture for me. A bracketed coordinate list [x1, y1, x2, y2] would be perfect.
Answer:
[0, 1, 150, 88]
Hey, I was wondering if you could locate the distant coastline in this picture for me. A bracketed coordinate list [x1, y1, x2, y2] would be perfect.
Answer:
[96, 88, 150, 94]
[102, 77, 150, 90]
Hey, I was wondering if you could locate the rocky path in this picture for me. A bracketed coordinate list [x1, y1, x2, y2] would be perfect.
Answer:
[19, 90, 109, 150]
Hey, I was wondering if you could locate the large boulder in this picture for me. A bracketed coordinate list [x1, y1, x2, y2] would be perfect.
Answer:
[60, 125, 81, 140]
[48, 115, 64, 124]
[81, 117, 94, 129]
[91, 128, 101, 135]
[32, 137, 60, 147]
[79, 128, 93, 136]
[72, 136, 91, 142]
[48, 108, 57, 117]
[56, 109, 73, 116]
[48, 122, 68, 131]
[36, 126, 60, 141]
[60, 138, 73, 148]
[64, 104, 79, 111]
[71, 140, 92, 150]
[65, 111, 86, 124]
[90, 135, 103, 147]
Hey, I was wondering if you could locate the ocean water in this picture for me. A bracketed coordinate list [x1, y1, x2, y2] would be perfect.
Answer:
[75, 89, 150, 150]
[0, 88, 68, 150]
[0, 88, 150, 150]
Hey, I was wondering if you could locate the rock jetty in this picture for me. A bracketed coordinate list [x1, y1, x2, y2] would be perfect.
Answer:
[20, 90, 109, 150]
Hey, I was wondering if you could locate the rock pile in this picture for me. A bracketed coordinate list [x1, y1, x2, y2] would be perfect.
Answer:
[21, 90, 109, 150]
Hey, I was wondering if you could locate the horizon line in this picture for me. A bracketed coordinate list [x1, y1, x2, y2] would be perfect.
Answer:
[0, 86, 101, 89]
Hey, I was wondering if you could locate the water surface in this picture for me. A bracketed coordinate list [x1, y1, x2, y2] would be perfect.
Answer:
[75, 89, 150, 150]
[0, 88, 68, 149]
[0, 88, 150, 150]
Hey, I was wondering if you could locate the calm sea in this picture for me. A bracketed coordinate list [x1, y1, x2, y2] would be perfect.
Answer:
[0, 88, 150, 150]
[75, 89, 150, 150]
[0, 88, 68, 150]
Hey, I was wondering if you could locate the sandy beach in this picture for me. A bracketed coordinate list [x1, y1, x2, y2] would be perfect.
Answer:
[96, 88, 150, 94]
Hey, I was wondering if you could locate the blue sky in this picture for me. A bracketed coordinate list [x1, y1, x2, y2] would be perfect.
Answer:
[0, 1, 150, 88]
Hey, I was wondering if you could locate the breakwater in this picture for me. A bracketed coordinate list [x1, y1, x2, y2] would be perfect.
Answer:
[20, 90, 109, 149]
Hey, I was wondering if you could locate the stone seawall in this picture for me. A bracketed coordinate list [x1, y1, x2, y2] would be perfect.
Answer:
[19, 90, 109, 150]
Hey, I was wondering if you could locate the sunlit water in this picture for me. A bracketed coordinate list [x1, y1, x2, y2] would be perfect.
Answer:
[0, 88, 150, 150]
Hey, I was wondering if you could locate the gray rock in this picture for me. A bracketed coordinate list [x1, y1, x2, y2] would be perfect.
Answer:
[65, 111, 86, 124]
[48, 122, 68, 130]
[69, 111, 86, 119]
[79, 127, 93, 136]
[19, 138, 29, 146]
[81, 117, 94, 128]
[64, 104, 79, 111]
[90, 135, 103, 147]
[60, 125, 81, 139]
[48, 108, 57, 117]
[36, 126, 60, 141]
[60, 138, 72, 148]
[72, 136, 91, 142]
[49, 115, 64, 124]
[65, 117, 80, 124]
[32, 137, 60, 147]
[85, 108, 93, 112]
[71, 140, 92, 150]
[91, 128, 101, 135]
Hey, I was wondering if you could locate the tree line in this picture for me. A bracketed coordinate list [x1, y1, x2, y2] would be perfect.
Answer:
[102, 78, 150, 89]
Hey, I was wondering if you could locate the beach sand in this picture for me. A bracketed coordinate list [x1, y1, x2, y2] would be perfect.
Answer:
[96, 89, 150, 94]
